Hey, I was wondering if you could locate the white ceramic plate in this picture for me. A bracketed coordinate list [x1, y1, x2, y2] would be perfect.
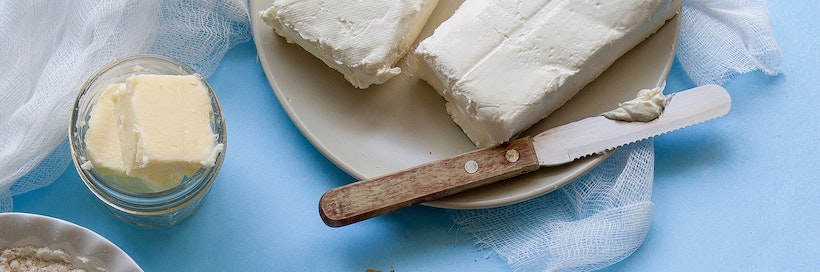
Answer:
[250, 1, 681, 209]
[0, 213, 142, 271]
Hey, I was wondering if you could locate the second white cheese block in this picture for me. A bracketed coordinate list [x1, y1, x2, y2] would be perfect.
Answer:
[415, 0, 681, 148]
[260, 0, 439, 89]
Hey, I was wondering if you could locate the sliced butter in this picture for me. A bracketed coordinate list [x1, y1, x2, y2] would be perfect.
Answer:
[85, 83, 128, 177]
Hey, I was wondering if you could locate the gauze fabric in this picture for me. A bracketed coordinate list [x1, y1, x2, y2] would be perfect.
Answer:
[677, 0, 782, 85]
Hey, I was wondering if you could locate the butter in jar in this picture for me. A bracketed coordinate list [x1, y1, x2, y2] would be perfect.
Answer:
[70, 55, 226, 227]
[83, 74, 223, 193]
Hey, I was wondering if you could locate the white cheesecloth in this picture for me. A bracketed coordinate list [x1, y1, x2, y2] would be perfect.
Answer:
[0, 0, 780, 271]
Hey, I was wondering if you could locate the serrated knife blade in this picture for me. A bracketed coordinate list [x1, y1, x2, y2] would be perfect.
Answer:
[534, 84, 731, 166]
[320, 84, 731, 227]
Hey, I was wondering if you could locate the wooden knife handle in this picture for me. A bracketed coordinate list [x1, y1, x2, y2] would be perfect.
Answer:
[319, 137, 540, 227]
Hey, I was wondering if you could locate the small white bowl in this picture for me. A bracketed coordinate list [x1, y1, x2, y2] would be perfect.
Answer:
[0, 212, 143, 271]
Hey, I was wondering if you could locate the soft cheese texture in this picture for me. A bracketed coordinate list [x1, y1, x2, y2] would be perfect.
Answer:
[260, 0, 439, 89]
[85, 74, 222, 192]
[415, 0, 680, 147]
[602, 86, 667, 122]
[85, 83, 128, 177]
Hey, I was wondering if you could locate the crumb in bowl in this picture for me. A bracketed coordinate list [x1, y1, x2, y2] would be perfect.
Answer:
[0, 246, 86, 272]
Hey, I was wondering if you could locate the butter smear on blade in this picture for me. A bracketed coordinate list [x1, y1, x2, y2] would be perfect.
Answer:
[602, 86, 667, 122]
[84, 74, 223, 193]
[260, 0, 439, 89]
[415, 0, 680, 148]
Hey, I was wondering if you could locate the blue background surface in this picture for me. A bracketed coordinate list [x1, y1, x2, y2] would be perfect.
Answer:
[12, 2, 818, 271]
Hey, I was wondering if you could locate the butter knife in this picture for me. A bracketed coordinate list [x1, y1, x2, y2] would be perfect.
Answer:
[320, 84, 731, 227]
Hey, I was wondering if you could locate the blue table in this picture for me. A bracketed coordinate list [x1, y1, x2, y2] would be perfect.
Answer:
[12, 2, 818, 271]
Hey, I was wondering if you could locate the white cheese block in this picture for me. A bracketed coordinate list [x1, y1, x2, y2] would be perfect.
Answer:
[260, 0, 439, 89]
[415, 0, 681, 147]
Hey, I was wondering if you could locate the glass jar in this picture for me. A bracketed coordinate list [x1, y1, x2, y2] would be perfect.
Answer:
[69, 54, 226, 228]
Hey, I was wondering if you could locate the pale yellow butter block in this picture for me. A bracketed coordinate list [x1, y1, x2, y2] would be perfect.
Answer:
[112, 74, 219, 191]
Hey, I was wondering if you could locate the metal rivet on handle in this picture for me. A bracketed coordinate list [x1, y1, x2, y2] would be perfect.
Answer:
[464, 160, 479, 174]
[505, 149, 520, 163]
